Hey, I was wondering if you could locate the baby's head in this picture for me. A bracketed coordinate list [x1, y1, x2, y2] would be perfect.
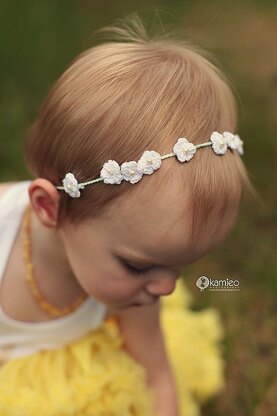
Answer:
[24, 16, 255, 308]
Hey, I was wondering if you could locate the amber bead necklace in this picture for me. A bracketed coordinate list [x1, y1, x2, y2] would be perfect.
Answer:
[22, 204, 88, 317]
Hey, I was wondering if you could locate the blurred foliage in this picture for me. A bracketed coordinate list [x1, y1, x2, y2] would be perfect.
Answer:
[0, 1, 276, 415]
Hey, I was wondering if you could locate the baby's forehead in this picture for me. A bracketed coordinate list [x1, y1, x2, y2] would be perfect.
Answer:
[99, 180, 194, 265]
[96, 170, 238, 266]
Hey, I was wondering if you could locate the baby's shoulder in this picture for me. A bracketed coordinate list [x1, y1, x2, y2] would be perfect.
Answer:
[0, 182, 17, 200]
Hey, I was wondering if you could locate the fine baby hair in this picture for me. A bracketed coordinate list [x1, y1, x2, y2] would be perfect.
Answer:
[24, 13, 255, 243]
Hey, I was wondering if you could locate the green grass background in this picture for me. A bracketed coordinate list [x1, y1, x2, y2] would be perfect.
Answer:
[0, 1, 276, 415]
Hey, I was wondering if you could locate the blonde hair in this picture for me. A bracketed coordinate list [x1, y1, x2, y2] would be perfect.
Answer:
[24, 13, 256, 243]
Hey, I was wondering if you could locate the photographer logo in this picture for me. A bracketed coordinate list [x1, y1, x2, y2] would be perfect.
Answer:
[196, 275, 240, 291]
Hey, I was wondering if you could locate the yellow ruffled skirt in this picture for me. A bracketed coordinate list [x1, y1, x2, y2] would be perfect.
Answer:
[0, 279, 225, 416]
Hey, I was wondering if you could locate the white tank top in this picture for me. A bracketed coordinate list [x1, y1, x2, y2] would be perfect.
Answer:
[0, 180, 107, 360]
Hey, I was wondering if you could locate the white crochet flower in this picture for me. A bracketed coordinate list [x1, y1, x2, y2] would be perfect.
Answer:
[223, 131, 236, 148]
[211, 131, 228, 155]
[223, 131, 244, 155]
[62, 172, 84, 198]
[233, 134, 244, 155]
[120, 161, 144, 184]
[137, 150, 162, 174]
[173, 138, 197, 162]
[100, 159, 123, 184]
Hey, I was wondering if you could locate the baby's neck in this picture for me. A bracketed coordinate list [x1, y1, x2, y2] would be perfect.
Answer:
[29, 207, 86, 308]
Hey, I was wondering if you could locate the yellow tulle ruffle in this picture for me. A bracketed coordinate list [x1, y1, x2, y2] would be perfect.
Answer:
[0, 279, 225, 416]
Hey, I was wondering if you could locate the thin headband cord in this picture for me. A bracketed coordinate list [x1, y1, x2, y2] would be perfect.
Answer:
[55, 131, 244, 198]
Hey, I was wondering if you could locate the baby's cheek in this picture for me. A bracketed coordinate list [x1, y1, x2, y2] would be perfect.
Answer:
[81, 269, 139, 303]
[97, 276, 138, 301]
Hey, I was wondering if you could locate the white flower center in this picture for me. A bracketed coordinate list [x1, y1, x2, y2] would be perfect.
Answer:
[147, 158, 153, 164]
[107, 168, 113, 174]
[67, 184, 72, 189]
[219, 140, 225, 147]
[130, 170, 135, 175]
[183, 146, 189, 154]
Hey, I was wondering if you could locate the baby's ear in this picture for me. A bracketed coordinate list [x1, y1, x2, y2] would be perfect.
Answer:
[28, 178, 60, 228]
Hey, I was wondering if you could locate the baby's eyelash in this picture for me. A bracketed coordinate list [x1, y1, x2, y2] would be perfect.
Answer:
[122, 260, 152, 276]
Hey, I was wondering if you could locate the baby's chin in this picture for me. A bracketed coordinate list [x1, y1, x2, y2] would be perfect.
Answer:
[106, 297, 159, 310]
[121, 297, 160, 309]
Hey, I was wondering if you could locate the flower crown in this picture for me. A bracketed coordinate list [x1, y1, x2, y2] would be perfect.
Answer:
[56, 131, 243, 198]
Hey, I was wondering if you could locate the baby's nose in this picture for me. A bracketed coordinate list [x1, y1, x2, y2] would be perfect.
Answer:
[145, 274, 177, 297]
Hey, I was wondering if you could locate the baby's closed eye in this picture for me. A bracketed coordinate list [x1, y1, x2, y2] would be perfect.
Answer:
[120, 258, 154, 276]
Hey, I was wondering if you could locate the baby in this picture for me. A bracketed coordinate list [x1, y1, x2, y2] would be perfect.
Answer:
[0, 14, 255, 416]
